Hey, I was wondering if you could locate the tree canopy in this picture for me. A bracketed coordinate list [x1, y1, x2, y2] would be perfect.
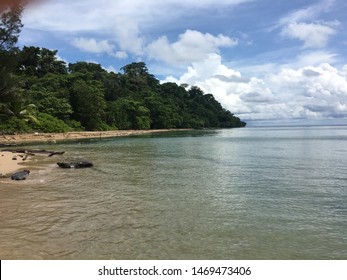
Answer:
[0, 6, 246, 133]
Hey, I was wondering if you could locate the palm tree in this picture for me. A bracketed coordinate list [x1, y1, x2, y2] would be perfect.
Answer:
[18, 103, 39, 123]
[0, 98, 39, 124]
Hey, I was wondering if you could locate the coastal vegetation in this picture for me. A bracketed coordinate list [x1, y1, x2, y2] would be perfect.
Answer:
[0, 4, 246, 133]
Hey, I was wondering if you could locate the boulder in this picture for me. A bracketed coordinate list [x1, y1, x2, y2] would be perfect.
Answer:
[57, 161, 93, 169]
[11, 170, 30, 180]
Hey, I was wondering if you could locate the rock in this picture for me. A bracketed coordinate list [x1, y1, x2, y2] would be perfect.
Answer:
[57, 161, 93, 169]
[11, 170, 30, 180]
[56, 162, 72, 168]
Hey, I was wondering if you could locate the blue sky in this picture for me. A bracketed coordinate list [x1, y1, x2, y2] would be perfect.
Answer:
[19, 0, 347, 125]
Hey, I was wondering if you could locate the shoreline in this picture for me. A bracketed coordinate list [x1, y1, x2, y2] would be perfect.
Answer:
[0, 129, 189, 145]
[0, 129, 188, 177]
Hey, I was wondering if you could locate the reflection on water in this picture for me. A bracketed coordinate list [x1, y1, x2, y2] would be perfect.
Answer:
[0, 127, 347, 259]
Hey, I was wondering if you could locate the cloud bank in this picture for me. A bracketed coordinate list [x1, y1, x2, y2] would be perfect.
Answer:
[164, 54, 347, 121]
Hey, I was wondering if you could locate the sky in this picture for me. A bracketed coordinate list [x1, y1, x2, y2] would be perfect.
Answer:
[16, 0, 347, 125]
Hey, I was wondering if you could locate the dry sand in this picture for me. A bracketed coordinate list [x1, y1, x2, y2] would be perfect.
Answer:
[0, 151, 30, 176]
[0, 129, 182, 145]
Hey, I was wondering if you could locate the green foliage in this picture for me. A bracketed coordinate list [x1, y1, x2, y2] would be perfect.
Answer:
[0, 116, 32, 133]
[27, 74, 72, 120]
[18, 46, 67, 77]
[69, 79, 107, 131]
[31, 113, 71, 133]
[2, 55, 246, 132]
[64, 119, 84, 131]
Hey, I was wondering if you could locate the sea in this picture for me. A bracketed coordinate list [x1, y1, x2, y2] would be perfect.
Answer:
[0, 126, 346, 259]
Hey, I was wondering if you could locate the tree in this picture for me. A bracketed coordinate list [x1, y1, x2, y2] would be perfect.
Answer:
[0, 5, 23, 117]
[69, 79, 107, 131]
[0, 5, 23, 51]
[120, 62, 159, 93]
[0, 50, 18, 103]
[18, 47, 67, 77]
[17, 46, 40, 76]
[109, 98, 151, 130]
[121, 62, 148, 78]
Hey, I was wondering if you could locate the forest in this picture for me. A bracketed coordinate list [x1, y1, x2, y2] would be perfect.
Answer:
[0, 5, 246, 133]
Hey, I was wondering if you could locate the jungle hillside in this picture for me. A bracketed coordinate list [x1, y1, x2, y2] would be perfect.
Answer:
[0, 5, 246, 133]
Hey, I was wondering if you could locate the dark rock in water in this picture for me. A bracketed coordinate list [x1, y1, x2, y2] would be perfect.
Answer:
[11, 170, 30, 180]
[57, 161, 93, 169]
[57, 162, 72, 168]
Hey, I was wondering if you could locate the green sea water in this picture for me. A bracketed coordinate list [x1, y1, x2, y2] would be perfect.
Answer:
[0, 126, 346, 259]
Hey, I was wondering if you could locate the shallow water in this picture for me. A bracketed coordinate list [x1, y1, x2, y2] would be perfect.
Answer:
[0, 127, 346, 259]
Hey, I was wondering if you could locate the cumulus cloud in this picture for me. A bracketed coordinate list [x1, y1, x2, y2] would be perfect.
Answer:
[72, 38, 128, 59]
[112, 16, 144, 55]
[114, 51, 128, 59]
[72, 38, 114, 54]
[287, 50, 338, 68]
[147, 30, 238, 65]
[163, 53, 347, 121]
[277, 0, 338, 48]
[163, 53, 271, 116]
[281, 21, 338, 48]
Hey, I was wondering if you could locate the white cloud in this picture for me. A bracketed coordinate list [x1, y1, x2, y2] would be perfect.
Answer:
[287, 50, 338, 68]
[23, 0, 254, 31]
[163, 53, 347, 121]
[22, 0, 248, 58]
[72, 37, 129, 59]
[72, 38, 114, 54]
[147, 30, 238, 65]
[255, 63, 347, 119]
[281, 21, 338, 48]
[277, 0, 339, 49]
[278, 0, 335, 25]
[114, 51, 128, 59]
[112, 16, 144, 55]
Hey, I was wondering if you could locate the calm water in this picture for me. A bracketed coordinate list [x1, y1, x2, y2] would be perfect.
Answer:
[0, 126, 346, 259]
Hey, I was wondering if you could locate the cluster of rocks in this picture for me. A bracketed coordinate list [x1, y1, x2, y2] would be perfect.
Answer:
[1, 148, 93, 181]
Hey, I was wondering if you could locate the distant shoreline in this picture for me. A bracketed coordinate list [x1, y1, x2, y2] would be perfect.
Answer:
[0, 129, 191, 145]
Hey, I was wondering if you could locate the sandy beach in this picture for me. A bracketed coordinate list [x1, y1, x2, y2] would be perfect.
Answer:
[0, 151, 31, 176]
[0, 129, 181, 145]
